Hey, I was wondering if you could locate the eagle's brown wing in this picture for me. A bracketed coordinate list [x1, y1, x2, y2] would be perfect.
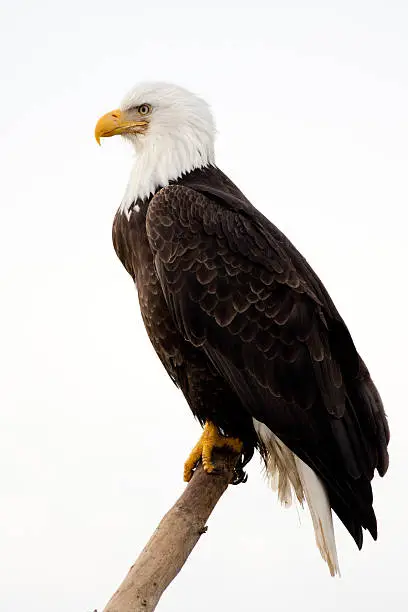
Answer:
[146, 184, 389, 548]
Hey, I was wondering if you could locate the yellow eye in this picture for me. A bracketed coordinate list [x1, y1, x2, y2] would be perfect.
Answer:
[138, 104, 151, 116]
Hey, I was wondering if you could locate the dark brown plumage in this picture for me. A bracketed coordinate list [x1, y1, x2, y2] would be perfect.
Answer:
[113, 165, 389, 549]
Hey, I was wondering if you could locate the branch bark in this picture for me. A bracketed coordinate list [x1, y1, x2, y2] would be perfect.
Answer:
[102, 450, 239, 612]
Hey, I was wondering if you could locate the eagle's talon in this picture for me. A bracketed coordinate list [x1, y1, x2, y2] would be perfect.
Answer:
[203, 463, 215, 474]
[183, 421, 243, 481]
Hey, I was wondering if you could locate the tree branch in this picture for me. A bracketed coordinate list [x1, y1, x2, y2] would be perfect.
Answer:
[102, 450, 239, 612]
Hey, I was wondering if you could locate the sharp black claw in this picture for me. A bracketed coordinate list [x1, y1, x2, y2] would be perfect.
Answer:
[231, 458, 248, 485]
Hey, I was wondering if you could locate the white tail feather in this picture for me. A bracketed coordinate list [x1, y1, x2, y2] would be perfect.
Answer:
[295, 457, 340, 576]
[254, 421, 304, 506]
[253, 419, 340, 576]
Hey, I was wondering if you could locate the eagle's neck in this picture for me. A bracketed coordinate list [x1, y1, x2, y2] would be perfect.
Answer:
[120, 132, 215, 215]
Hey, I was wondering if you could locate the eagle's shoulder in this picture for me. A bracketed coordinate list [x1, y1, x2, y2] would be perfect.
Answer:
[148, 181, 321, 306]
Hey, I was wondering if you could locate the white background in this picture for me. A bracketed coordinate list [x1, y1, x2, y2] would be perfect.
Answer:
[0, 1, 406, 610]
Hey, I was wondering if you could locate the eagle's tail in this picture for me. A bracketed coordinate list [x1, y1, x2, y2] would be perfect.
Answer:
[294, 456, 340, 576]
[253, 419, 340, 577]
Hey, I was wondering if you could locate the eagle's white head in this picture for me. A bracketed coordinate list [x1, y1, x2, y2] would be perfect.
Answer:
[95, 82, 216, 210]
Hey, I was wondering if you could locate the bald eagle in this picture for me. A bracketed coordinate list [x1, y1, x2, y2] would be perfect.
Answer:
[95, 82, 389, 576]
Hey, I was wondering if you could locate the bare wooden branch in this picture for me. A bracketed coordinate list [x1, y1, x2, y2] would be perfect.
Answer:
[102, 450, 239, 612]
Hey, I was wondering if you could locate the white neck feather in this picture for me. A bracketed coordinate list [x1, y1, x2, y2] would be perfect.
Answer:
[116, 82, 216, 214]
[120, 129, 215, 213]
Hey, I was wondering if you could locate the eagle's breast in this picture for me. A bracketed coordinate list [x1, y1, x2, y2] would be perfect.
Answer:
[113, 200, 185, 374]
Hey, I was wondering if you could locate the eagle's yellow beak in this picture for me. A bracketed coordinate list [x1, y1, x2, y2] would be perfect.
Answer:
[94, 109, 148, 145]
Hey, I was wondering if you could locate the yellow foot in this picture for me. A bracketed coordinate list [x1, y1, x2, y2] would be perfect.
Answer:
[183, 421, 243, 482]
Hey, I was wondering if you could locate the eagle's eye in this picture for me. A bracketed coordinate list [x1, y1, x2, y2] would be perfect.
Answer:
[138, 104, 152, 116]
